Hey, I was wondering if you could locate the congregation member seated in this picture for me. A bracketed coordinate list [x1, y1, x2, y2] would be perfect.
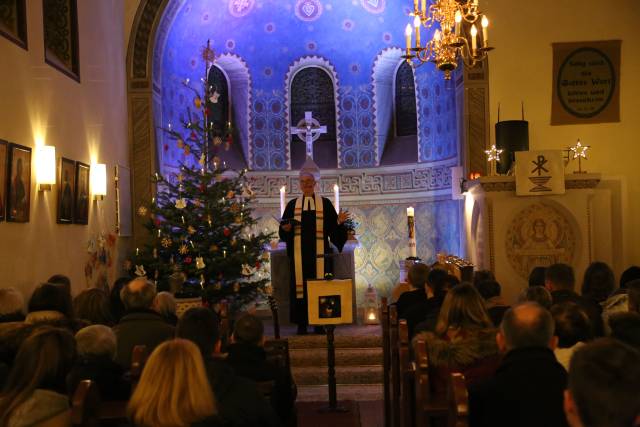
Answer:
[226, 314, 296, 423]
[395, 263, 431, 317]
[0, 323, 37, 389]
[127, 339, 222, 427]
[155, 291, 178, 326]
[176, 307, 281, 427]
[469, 303, 568, 427]
[413, 283, 500, 393]
[608, 311, 640, 350]
[67, 325, 130, 401]
[517, 286, 553, 309]
[109, 277, 130, 322]
[628, 279, 640, 313]
[564, 338, 640, 427]
[0, 288, 25, 323]
[475, 279, 510, 327]
[25, 283, 78, 331]
[404, 268, 449, 337]
[113, 278, 175, 367]
[580, 261, 615, 306]
[73, 288, 114, 326]
[601, 266, 640, 331]
[46, 274, 72, 296]
[528, 266, 547, 288]
[545, 263, 604, 336]
[550, 302, 592, 370]
[0, 327, 76, 426]
[472, 270, 495, 288]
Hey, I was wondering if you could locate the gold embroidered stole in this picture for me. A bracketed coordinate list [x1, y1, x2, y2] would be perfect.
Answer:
[293, 194, 324, 299]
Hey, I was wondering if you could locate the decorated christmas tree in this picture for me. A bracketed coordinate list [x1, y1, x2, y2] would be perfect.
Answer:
[131, 42, 273, 312]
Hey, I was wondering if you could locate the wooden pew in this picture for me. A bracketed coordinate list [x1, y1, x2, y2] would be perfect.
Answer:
[413, 339, 449, 427]
[389, 304, 400, 427]
[447, 373, 469, 427]
[130, 344, 148, 390]
[381, 297, 391, 427]
[71, 380, 100, 427]
[398, 319, 414, 427]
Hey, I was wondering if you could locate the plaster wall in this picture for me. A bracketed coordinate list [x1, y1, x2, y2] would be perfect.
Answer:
[0, 0, 130, 298]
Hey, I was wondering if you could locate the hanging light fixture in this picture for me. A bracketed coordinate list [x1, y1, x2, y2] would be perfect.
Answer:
[403, 0, 493, 79]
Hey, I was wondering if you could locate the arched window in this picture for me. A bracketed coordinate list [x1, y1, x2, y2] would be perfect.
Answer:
[290, 67, 337, 169]
[207, 65, 246, 169]
[207, 65, 230, 132]
[394, 61, 417, 137]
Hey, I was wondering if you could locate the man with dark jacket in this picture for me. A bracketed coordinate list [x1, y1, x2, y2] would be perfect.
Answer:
[227, 314, 295, 424]
[469, 302, 568, 427]
[545, 263, 604, 336]
[177, 307, 281, 427]
[395, 263, 431, 317]
[404, 269, 450, 337]
[112, 278, 175, 367]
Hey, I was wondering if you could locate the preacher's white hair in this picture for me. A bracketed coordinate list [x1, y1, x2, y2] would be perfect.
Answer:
[0, 287, 24, 316]
[75, 324, 117, 359]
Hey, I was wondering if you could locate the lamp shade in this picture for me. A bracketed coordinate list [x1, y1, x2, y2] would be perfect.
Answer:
[36, 146, 56, 186]
[91, 163, 107, 197]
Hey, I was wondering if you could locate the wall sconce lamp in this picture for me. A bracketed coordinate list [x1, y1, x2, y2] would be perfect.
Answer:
[91, 163, 107, 201]
[36, 146, 56, 191]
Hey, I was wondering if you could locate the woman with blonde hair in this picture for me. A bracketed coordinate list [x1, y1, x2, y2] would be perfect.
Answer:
[414, 283, 500, 393]
[128, 339, 221, 427]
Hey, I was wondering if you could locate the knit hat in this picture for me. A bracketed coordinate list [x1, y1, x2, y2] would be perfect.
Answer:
[299, 156, 321, 181]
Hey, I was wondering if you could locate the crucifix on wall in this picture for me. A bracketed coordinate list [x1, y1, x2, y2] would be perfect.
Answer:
[291, 111, 327, 159]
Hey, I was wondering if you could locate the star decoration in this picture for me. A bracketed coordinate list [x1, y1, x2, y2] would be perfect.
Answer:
[570, 140, 589, 159]
[187, 226, 196, 235]
[175, 198, 187, 209]
[161, 237, 172, 248]
[137, 206, 148, 217]
[179, 244, 189, 255]
[484, 145, 503, 162]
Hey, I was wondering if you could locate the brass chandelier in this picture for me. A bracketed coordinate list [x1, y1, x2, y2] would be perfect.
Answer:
[403, 0, 493, 79]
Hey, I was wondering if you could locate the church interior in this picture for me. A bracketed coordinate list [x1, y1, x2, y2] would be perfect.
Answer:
[0, 0, 639, 426]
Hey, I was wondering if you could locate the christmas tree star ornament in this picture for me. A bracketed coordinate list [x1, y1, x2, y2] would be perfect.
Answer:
[134, 265, 146, 277]
[484, 144, 503, 176]
[188, 226, 196, 235]
[196, 256, 206, 269]
[137, 206, 148, 217]
[179, 244, 189, 255]
[161, 237, 172, 248]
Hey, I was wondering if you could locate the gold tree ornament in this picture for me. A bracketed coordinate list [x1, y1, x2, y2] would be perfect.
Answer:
[137, 206, 148, 217]
[568, 139, 590, 173]
[161, 237, 172, 248]
[179, 244, 189, 255]
[484, 144, 503, 176]
[187, 226, 196, 235]
[194, 96, 202, 109]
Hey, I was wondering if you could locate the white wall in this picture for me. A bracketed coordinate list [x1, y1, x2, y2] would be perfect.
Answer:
[0, 0, 130, 297]
[485, 0, 640, 267]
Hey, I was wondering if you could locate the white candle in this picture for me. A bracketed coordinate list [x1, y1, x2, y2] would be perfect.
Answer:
[136, 247, 139, 256]
[407, 206, 417, 258]
[407, 206, 415, 217]
[421, 0, 426, 14]
[455, 11, 462, 36]
[470, 24, 478, 54]
[405, 24, 412, 53]
[279, 186, 286, 217]
[413, 15, 421, 48]
[481, 16, 489, 48]
[333, 184, 340, 213]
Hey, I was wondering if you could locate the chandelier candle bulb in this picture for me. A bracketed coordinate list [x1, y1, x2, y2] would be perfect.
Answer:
[481, 16, 489, 47]
[413, 0, 418, 11]
[279, 186, 286, 217]
[455, 11, 462, 36]
[421, 0, 426, 14]
[333, 184, 340, 213]
[413, 15, 421, 47]
[470, 24, 478, 54]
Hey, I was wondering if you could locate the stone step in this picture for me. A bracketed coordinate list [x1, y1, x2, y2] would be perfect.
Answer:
[286, 334, 382, 350]
[292, 365, 384, 386]
[290, 347, 382, 367]
[296, 384, 384, 402]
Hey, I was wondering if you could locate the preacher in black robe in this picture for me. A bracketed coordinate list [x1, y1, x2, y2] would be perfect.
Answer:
[278, 158, 348, 332]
